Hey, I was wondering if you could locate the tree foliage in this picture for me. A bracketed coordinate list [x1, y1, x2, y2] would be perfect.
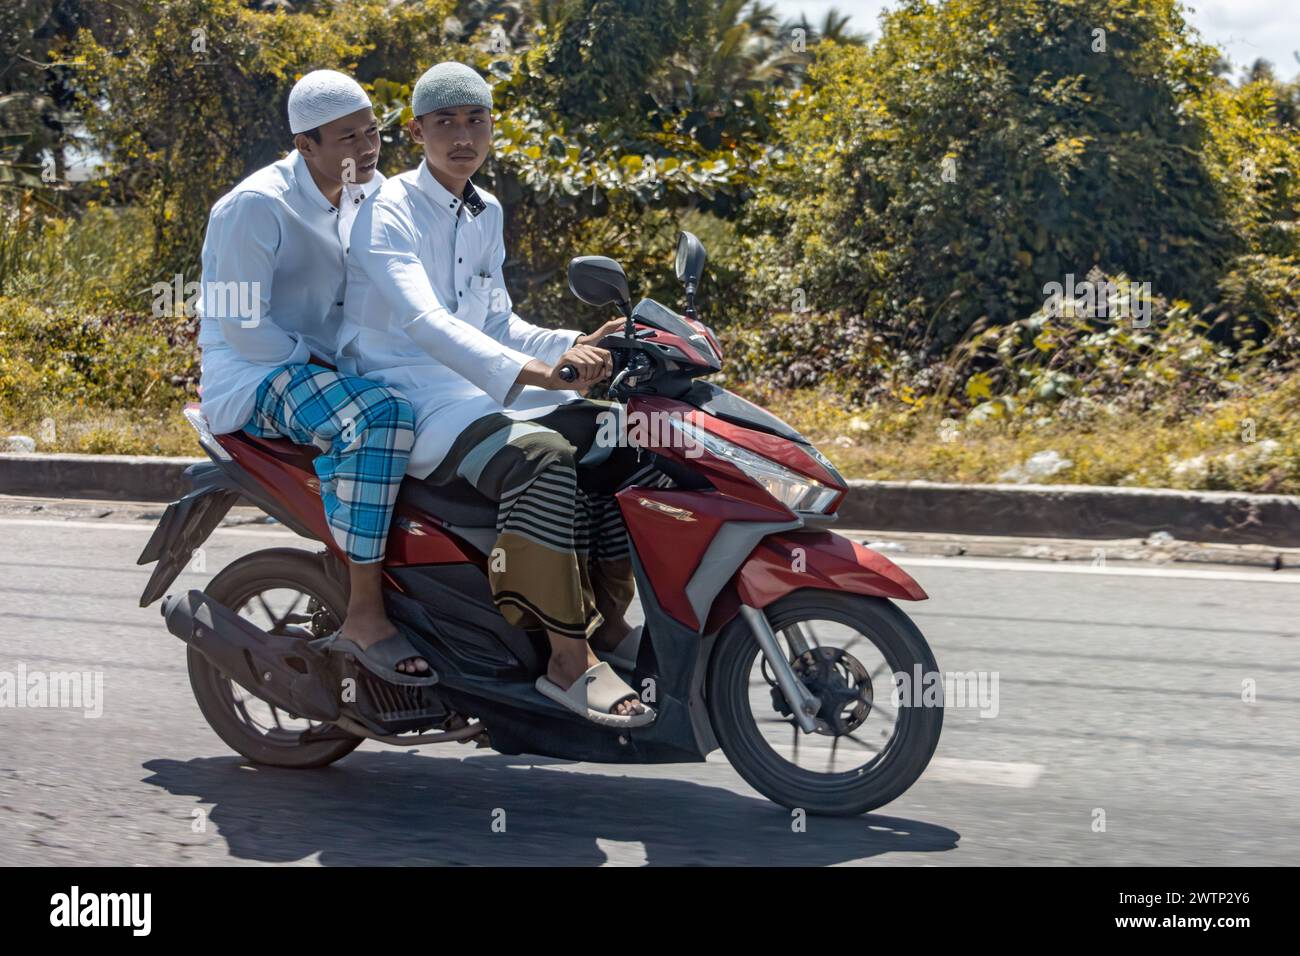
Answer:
[67, 0, 456, 286]
[738, 0, 1300, 354]
[2, 0, 1297, 401]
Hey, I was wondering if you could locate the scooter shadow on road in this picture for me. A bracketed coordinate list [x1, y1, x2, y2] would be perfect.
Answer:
[141, 751, 960, 866]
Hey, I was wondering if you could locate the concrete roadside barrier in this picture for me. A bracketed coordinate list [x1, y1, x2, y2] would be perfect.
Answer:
[3, 453, 1299, 547]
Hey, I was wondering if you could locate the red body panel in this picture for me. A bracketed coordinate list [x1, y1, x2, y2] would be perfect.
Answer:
[615, 487, 789, 630]
[734, 530, 928, 606]
[626, 395, 842, 496]
[216, 432, 482, 569]
[218, 432, 337, 548]
[383, 509, 484, 566]
[640, 329, 714, 370]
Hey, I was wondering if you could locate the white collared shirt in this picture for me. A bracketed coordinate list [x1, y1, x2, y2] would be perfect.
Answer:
[338, 160, 583, 478]
[196, 150, 383, 434]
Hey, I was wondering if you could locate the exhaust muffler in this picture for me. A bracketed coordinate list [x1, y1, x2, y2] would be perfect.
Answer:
[162, 590, 340, 722]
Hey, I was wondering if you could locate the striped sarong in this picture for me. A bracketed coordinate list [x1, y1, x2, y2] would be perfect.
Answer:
[425, 399, 674, 639]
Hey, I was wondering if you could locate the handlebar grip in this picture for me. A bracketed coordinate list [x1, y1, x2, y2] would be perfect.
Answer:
[558, 364, 578, 383]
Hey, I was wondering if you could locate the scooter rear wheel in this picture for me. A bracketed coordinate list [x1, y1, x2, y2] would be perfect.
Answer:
[188, 547, 362, 768]
[707, 590, 943, 816]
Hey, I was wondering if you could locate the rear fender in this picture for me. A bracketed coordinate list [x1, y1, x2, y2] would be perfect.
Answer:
[137, 463, 242, 607]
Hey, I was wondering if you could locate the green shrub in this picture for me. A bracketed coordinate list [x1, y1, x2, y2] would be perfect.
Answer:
[0, 296, 196, 418]
[1211, 254, 1300, 363]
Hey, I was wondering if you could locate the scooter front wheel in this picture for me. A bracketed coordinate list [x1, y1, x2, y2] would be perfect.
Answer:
[707, 590, 943, 816]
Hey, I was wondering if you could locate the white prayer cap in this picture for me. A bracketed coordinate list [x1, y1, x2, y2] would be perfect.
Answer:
[287, 70, 372, 135]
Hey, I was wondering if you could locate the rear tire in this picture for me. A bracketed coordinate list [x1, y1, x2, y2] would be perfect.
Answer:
[188, 548, 361, 768]
[707, 590, 943, 816]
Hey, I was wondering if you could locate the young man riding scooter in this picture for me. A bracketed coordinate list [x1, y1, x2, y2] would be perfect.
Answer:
[340, 62, 676, 727]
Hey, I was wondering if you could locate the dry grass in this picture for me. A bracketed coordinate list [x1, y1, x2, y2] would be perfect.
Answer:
[0, 404, 199, 457]
[4, 381, 1299, 494]
[728, 376, 1300, 494]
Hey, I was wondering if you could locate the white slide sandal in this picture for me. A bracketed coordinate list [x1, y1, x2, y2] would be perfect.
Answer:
[535, 661, 656, 728]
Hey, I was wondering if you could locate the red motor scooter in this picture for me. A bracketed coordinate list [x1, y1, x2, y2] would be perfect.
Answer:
[139, 231, 942, 816]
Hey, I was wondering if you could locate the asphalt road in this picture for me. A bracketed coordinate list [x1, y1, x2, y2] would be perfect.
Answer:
[1, 501, 1298, 866]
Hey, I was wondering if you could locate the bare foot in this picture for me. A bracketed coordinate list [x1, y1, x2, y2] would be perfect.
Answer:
[547, 641, 644, 718]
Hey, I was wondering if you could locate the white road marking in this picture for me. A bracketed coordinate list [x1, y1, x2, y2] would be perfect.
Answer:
[595, 838, 649, 866]
[895, 555, 1300, 584]
[4, 517, 1298, 583]
[923, 757, 1044, 788]
[0, 517, 300, 539]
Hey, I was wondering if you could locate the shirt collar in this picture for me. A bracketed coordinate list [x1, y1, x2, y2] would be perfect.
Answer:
[415, 159, 487, 219]
[291, 149, 337, 213]
[291, 149, 379, 213]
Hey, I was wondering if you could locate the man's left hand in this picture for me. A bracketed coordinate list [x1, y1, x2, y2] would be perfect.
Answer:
[575, 317, 628, 348]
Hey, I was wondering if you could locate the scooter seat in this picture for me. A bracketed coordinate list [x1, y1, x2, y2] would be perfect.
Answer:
[398, 475, 500, 528]
[219, 425, 501, 528]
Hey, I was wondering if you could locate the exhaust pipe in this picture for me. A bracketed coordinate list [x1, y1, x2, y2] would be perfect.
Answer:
[162, 590, 340, 723]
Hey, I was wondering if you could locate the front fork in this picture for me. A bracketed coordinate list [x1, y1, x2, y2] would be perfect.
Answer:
[739, 604, 822, 734]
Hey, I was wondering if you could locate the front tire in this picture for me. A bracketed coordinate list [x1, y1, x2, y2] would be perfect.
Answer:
[707, 590, 943, 816]
[188, 547, 361, 768]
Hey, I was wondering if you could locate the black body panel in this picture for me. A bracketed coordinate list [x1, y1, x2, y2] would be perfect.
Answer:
[385, 564, 548, 680]
[684, 379, 808, 444]
[137, 482, 240, 606]
[376, 541, 718, 763]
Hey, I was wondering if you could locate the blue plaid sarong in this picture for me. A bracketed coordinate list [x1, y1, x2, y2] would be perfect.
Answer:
[244, 364, 415, 564]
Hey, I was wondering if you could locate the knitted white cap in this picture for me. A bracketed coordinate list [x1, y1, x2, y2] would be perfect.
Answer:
[287, 70, 372, 135]
[411, 62, 492, 118]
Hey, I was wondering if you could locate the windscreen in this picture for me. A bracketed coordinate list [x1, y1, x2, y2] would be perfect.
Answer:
[632, 298, 719, 363]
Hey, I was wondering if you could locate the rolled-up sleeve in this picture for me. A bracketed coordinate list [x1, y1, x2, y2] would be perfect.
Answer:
[356, 199, 535, 406]
[480, 223, 582, 367]
[199, 192, 311, 366]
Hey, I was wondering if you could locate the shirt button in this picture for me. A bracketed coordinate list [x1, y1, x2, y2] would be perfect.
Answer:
[458, 257, 462, 264]
[336, 301, 343, 306]
[458, 291, 463, 297]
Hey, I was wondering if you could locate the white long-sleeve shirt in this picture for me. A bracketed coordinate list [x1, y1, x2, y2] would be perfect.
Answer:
[338, 159, 583, 478]
[196, 149, 382, 434]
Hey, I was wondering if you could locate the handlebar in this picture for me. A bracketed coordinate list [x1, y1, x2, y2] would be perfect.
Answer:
[557, 332, 652, 392]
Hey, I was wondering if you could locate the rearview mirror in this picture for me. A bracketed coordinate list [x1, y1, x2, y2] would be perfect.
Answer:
[674, 231, 707, 285]
[568, 256, 631, 310]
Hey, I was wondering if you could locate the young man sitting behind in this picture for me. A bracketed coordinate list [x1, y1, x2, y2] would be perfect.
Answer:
[197, 69, 432, 683]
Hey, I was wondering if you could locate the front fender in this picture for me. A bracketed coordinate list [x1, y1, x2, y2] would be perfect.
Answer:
[733, 529, 928, 610]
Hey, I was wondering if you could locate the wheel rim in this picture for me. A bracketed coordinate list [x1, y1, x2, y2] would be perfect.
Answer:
[746, 616, 907, 779]
[214, 583, 342, 745]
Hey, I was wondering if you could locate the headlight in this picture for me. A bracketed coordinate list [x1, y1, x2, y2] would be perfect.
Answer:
[668, 419, 839, 513]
